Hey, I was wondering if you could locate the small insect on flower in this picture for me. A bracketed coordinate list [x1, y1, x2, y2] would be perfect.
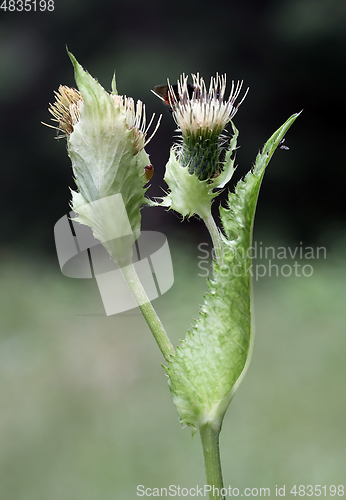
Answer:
[144, 164, 154, 181]
[152, 83, 195, 112]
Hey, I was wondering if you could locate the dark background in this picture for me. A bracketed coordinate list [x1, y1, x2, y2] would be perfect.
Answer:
[1, 2, 346, 499]
[1, 0, 346, 255]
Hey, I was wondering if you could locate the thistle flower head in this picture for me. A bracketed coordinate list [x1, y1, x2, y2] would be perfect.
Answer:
[49, 85, 82, 136]
[112, 94, 161, 153]
[169, 73, 247, 138]
[46, 53, 162, 266]
[49, 85, 160, 153]
[154, 73, 248, 180]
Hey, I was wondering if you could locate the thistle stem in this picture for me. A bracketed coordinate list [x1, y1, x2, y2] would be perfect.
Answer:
[200, 424, 226, 500]
[203, 213, 224, 264]
[120, 262, 175, 362]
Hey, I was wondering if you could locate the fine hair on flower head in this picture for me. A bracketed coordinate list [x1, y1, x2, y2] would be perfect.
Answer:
[154, 73, 248, 181]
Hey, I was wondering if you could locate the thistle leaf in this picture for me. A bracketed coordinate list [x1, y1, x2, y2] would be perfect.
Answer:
[165, 113, 301, 431]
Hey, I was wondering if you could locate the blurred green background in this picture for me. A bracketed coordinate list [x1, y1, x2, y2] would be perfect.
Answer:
[0, 0, 345, 498]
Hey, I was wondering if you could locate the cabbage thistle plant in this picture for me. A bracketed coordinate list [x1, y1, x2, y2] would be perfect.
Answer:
[48, 53, 299, 500]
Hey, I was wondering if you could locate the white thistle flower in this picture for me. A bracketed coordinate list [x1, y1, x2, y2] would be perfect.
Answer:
[169, 74, 247, 138]
[49, 86, 161, 153]
[112, 94, 161, 153]
[153, 74, 248, 180]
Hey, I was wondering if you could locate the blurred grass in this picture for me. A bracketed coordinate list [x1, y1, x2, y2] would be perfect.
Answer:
[0, 239, 345, 499]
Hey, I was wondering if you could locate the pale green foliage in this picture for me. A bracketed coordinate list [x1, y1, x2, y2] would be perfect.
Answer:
[161, 124, 239, 219]
[165, 113, 301, 432]
[67, 54, 150, 265]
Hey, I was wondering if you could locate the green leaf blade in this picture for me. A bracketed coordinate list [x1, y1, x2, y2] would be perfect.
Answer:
[166, 113, 301, 431]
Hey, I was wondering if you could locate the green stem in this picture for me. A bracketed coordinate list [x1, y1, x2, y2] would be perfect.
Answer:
[120, 262, 175, 362]
[200, 424, 226, 500]
[203, 213, 224, 264]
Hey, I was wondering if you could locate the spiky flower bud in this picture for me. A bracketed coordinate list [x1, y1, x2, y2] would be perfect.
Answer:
[169, 74, 247, 180]
[48, 53, 160, 266]
[153, 74, 247, 220]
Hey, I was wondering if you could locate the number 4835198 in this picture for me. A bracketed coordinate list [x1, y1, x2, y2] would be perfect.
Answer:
[0, 0, 54, 11]
[290, 485, 344, 496]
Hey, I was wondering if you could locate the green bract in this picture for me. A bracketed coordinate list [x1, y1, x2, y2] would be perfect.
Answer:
[58, 53, 158, 266]
[165, 113, 301, 432]
[161, 123, 239, 220]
